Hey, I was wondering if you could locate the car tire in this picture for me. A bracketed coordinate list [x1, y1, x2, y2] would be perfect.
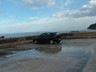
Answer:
[50, 40, 54, 44]
[34, 40, 38, 44]
[56, 41, 60, 44]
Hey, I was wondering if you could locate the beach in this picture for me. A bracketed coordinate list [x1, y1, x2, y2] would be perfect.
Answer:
[0, 39, 96, 72]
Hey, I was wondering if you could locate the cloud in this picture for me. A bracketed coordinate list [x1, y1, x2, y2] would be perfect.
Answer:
[53, 0, 96, 18]
[0, 17, 15, 26]
[1, 16, 96, 33]
[80, 0, 96, 16]
[8, 0, 73, 10]
[70, 0, 96, 17]
[62, 0, 72, 7]
[1, 0, 96, 33]
[22, 0, 56, 9]
[60, 0, 72, 10]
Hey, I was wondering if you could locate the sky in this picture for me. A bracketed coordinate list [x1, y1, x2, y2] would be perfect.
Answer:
[0, 0, 96, 33]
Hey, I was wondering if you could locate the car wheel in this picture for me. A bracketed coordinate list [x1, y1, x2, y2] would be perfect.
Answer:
[34, 40, 38, 44]
[50, 40, 54, 44]
[56, 41, 60, 44]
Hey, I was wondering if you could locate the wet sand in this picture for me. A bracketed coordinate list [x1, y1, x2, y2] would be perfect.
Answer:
[0, 39, 96, 72]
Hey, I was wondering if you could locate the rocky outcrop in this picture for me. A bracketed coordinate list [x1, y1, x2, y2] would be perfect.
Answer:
[87, 23, 96, 30]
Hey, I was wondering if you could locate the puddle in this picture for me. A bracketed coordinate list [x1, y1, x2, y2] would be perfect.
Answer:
[0, 44, 94, 72]
[35, 45, 61, 54]
[0, 44, 93, 60]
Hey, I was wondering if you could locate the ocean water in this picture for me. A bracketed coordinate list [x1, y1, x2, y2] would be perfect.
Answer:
[0, 32, 42, 38]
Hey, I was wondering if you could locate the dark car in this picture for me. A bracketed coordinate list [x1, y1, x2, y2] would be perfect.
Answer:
[33, 32, 61, 44]
[0, 36, 4, 38]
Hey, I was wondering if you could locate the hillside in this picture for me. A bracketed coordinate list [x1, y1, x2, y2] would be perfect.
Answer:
[87, 23, 96, 30]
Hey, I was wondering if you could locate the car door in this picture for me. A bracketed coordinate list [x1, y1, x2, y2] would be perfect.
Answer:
[39, 33, 48, 43]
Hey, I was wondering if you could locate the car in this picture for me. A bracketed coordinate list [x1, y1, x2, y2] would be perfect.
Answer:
[0, 36, 4, 38]
[32, 32, 62, 44]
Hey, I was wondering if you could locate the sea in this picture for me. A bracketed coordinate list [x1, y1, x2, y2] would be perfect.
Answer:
[1, 30, 94, 38]
[0, 32, 43, 38]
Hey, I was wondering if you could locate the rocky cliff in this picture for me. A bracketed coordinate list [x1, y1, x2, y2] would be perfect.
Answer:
[87, 23, 96, 30]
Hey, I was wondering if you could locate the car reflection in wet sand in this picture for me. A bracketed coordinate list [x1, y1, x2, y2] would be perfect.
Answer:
[35, 45, 62, 54]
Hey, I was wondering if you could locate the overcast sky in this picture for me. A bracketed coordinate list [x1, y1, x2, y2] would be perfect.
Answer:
[0, 0, 96, 33]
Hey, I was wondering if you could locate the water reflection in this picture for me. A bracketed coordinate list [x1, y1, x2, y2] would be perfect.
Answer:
[35, 45, 62, 54]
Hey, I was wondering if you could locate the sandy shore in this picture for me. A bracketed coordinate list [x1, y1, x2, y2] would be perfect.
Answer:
[0, 39, 96, 72]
